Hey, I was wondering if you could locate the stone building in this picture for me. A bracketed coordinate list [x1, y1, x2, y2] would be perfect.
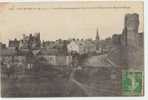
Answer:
[37, 48, 72, 66]
[67, 39, 86, 55]
[67, 38, 96, 55]
[101, 37, 112, 53]
[120, 13, 144, 70]
[124, 13, 139, 48]
[20, 33, 41, 50]
[54, 39, 68, 54]
[0, 47, 26, 69]
[67, 40, 80, 54]
[42, 39, 67, 55]
[9, 38, 20, 49]
[42, 41, 56, 49]
[137, 32, 144, 48]
[84, 39, 96, 54]
[19, 34, 29, 49]
[28, 33, 41, 49]
[112, 34, 121, 47]
[0, 42, 6, 49]
[0, 48, 17, 56]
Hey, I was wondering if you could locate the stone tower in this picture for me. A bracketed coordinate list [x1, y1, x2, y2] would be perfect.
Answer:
[124, 13, 139, 49]
[122, 13, 144, 70]
[96, 28, 100, 50]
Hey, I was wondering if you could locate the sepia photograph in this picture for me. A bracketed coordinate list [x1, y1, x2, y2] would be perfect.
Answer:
[0, 1, 144, 97]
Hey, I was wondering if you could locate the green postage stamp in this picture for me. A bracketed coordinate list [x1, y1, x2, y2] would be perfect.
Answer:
[122, 70, 144, 96]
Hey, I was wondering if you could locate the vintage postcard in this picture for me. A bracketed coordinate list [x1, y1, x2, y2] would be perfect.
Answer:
[0, 1, 144, 97]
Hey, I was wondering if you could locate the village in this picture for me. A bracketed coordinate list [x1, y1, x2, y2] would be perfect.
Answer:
[0, 27, 118, 69]
[0, 13, 144, 96]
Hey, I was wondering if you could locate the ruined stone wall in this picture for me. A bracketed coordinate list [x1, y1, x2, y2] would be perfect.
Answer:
[125, 13, 139, 48]
[120, 13, 144, 70]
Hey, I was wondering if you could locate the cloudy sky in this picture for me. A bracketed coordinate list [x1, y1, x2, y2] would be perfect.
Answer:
[0, 1, 144, 44]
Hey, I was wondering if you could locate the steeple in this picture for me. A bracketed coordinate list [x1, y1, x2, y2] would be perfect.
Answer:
[96, 28, 100, 41]
[95, 28, 100, 51]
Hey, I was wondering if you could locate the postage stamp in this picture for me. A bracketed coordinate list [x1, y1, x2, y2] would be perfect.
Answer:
[122, 70, 144, 96]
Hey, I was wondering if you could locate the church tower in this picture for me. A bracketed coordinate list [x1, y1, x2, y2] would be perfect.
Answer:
[96, 28, 100, 50]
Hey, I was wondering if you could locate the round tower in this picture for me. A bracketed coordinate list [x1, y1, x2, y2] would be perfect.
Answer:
[124, 13, 139, 48]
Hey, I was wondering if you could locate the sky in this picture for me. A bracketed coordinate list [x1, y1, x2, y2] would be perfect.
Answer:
[0, 1, 144, 45]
